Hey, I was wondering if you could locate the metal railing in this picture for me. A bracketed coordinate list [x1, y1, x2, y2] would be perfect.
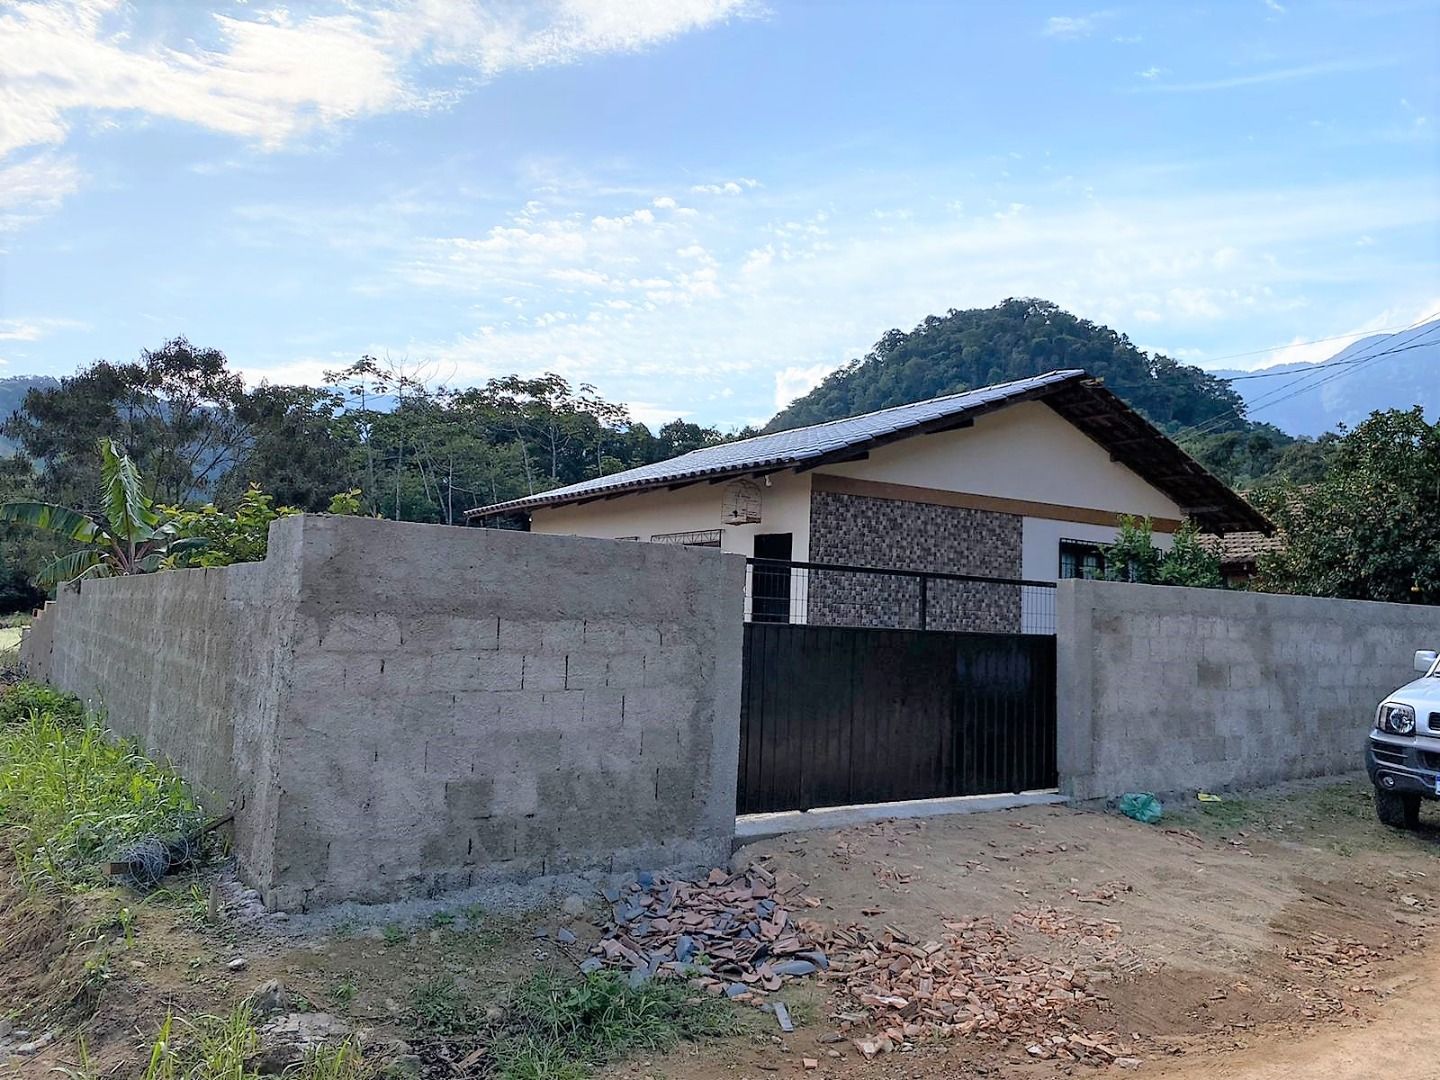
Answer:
[744, 558, 1057, 635]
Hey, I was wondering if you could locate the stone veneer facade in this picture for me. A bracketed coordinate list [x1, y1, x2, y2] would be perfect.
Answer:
[806, 490, 1023, 632]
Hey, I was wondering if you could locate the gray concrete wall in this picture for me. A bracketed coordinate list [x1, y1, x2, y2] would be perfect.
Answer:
[21, 516, 744, 911]
[1057, 579, 1440, 800]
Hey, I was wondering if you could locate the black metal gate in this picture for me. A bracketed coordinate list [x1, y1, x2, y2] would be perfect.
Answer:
[737, 561, 1057, 815]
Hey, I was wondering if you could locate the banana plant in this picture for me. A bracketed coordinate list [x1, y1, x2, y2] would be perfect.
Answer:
[0, 439, 208, 587]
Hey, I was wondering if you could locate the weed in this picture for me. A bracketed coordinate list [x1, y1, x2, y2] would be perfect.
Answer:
[0, 681, 82, 726]
[332, 917, 358, 941]
[381, 923, 407, 947]
[428, 910, 456, 928]
[331, 978, 358, 1009]
[0, 688, 207, 885]
[409, 975, 478, 1036]
[488, 970, 733, 1080]
[137, 1006, 371, 1079]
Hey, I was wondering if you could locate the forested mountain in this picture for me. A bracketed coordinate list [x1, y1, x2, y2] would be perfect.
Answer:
[765, 298, 1247, 435]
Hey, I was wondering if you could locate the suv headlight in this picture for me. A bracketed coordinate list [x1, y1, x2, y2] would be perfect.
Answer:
[1377, 702, 1417, 735]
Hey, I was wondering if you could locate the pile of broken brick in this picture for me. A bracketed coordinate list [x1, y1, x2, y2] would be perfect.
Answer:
[824, 917, 1134, 1064]
[581, 865, 829, 999]
[583, 868, 1137, 1066]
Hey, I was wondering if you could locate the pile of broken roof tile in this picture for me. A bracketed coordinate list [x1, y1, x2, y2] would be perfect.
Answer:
[823, 916, 1130, 1063]
[582, 865, 828, 1001]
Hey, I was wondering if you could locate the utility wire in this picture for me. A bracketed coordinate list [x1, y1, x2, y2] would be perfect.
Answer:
[1173, 319, 1440, 442]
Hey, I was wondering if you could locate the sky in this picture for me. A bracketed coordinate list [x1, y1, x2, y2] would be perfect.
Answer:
[0, 0, 1437, 430]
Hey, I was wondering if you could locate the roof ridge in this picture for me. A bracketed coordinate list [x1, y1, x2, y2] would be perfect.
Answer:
[687, 367, 1086, 459]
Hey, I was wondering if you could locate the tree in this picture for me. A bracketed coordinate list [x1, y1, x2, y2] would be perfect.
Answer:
[1, 338, 251, 507]
[1098, 516, 1224, 588]
[1254, 408, 1440, 602]
[0, 440, 208, 586]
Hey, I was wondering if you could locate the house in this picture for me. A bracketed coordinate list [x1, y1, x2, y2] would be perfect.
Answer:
[1201, 529, 1285, 587]
[466, 370, 1269, 630]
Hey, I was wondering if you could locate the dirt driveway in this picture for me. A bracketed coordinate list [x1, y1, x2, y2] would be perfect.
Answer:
[609, 777, 1439, 1079]
[6, 776, 1437, 1078]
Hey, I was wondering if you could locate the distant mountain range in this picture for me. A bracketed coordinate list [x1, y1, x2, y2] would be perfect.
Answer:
[1215, 319, 1440, 437]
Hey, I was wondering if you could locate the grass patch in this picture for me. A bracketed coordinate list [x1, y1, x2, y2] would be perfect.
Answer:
[128, 1007, 370, 1080]
[0, 681, 207, 886]
[405, 970, 733, 1080]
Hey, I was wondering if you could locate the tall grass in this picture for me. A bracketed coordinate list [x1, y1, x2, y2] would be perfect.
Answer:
[134, 1007, 369, 1080]
[0, 681, 205, 885]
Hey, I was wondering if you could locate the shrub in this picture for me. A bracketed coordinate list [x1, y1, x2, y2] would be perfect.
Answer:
[0, 681, 83, 726]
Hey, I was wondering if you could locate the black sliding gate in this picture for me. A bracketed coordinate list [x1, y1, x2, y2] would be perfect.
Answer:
[736, 561, 1058, 815]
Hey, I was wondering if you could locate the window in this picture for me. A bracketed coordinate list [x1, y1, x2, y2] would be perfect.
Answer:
[1059, 540, 1106, 580]
[649, 529, 722, 547]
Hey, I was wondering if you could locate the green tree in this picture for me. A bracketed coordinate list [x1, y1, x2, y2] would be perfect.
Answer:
[1255, 408, 1440, 602]
[1098, 515, 1223, 588]
[1, 338, 251, 507]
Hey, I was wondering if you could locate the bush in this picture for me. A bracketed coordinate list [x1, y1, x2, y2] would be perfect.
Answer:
[0, 681, 83, 726]
[0, 683, 204, 884]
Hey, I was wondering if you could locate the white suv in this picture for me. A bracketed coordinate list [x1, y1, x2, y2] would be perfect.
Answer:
[1366, 650, 1440, 828]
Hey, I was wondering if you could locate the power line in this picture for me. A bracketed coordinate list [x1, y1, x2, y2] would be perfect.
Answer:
[1174, 319, 1440, 442]
[1186, 318, 1437, 372]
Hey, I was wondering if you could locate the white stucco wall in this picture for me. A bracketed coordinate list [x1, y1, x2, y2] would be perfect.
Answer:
[823, 401, 1184, 521]
[532, 470, 814, 560]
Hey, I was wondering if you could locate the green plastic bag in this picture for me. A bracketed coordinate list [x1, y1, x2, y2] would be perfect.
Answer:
[1118, 791, 1163, 824]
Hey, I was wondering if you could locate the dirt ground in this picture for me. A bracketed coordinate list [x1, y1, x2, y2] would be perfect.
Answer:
[5, 774, 1438, 1078]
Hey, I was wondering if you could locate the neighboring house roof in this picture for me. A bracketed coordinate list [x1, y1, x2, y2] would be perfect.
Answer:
[465, 369, 1273, 534]
[1201, 529, 1284, 568]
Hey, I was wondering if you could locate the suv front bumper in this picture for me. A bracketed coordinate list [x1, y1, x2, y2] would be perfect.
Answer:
[1367, 732, 1440, 800]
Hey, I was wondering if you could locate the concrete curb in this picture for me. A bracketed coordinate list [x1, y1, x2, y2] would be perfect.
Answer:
[734, 790, 1068, 843]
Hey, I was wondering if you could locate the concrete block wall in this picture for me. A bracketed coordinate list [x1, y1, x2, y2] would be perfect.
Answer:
[1057, 579, 1440, 800]
[21, 516, 744, 910]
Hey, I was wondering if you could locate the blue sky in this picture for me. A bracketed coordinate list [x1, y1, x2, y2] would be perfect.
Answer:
[1, 0, 1437, 429]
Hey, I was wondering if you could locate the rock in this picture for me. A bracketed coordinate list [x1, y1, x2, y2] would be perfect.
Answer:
[252, 1012, 352, 1073]
[227, 957, 248, 972]
[802, 1058, 819, 1069]
[579, 957, 603, 975]
[0, 1018, 12, 1039]
[561, 893, 588, 918]
[556, 928, 577, 945]
[389, 1054, 423, 1077]
[1115, 1058, 1143, 1069]
[247, 979, 289, 1019]
[15, 1031, 55, 1055]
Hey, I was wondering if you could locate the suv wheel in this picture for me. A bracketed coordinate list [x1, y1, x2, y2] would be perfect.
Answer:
[1375, 788, 1421, 828]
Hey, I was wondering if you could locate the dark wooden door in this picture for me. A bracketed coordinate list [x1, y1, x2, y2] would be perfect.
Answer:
[737, 623, 1056, 814]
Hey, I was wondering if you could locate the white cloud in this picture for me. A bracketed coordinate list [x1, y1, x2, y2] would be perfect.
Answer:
[0, 152, 81, 230]
[690, 178, 760, 195]
[228, 169, 1439, 422]
[1143, 58, 1387, 94]
[1248, 296, 1440, 370]
[773, 363, 839, 410]
[652, 195, 678, 209]
[1042, 12, 1112, 38]
[0, 0, 753, 161]
[1138, 66, 1164, 80]
[0, 316, 86, 341]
